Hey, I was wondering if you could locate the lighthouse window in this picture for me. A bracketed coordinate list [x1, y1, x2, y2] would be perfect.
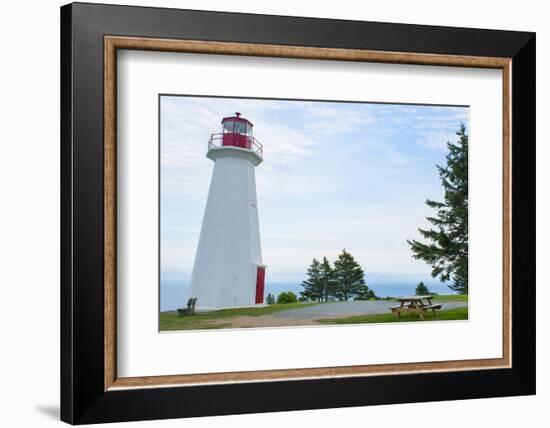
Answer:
[223, 120, 234, 133]
[234, 121, 247, 135]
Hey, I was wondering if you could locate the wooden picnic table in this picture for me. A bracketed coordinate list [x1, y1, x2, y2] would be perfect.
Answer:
[389, 295, 441, 320]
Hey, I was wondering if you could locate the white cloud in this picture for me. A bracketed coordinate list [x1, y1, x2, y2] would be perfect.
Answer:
[416, 130, 460, 150]
[411, 108, 468, 150]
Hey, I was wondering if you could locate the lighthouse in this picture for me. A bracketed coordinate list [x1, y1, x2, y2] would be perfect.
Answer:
[190, 113, 266, 310]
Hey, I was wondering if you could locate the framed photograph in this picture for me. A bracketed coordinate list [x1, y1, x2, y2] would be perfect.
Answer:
[61, 2, 535, 424]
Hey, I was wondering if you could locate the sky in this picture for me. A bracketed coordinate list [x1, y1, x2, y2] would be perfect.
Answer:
[160, 95, 468, 285]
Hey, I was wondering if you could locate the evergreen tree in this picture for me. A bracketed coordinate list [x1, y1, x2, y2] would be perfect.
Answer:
[354, 284, 373, 300]
[333, 249, 366, 301]
[407, 124, 469, 294]
[415, 282, 431, 296]
[265, 293, 275, 305]
[367, 289, 378, 300]
[354, 277, 377, 300]
[319, 256, 336, 302]
[300, 258, 324, 302]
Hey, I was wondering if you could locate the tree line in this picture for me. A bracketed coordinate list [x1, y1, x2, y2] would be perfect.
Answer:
[300, 250, 377, 302]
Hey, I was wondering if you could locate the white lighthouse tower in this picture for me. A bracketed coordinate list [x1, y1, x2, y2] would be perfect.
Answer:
[190, 113, 266, 310]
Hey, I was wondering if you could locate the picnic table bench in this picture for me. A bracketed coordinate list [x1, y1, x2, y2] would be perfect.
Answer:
[177, 297, 197, 317]
[389, 295, 441, 320]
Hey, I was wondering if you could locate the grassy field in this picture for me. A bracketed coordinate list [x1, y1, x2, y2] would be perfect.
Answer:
[382, 294, 468, 302]
[431, 294, 468, 302]
[317, 306, 468, 325]
[159, 302, 318, 331]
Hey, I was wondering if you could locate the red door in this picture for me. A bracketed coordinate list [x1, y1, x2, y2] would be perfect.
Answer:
[255, 266, 266, 304]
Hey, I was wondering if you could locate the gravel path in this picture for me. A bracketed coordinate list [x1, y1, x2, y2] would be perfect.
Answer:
[273, 300, 467, 320]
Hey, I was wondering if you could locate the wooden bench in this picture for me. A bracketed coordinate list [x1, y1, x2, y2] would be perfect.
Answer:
[389, 296, 441, 320]
[177, 297, 197, 317]
[422, 304, 442, 315]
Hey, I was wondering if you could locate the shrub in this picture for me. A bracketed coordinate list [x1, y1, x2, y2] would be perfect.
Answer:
[354, 289, 379, 300]
[276, 291, 298, 304]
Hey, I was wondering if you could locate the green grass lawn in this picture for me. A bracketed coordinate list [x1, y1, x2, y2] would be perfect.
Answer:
[382, 294, 468, 303]
[431, 294, 468, 302]
[316, 306, 468, 325]
[159, 302, 318, 331]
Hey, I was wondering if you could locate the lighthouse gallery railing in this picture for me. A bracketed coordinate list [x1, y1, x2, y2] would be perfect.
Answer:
[208, 133, 264, 158]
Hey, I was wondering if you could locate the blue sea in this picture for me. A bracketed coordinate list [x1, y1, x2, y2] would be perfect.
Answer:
[160, 279, 457, 311]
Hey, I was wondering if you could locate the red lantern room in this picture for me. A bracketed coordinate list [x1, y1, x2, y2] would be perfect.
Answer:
[208, 112, 263, 159]
[221, 112, 253, 149]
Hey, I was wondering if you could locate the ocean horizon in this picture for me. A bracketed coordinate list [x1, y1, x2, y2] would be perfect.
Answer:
[160, 279, 458, 311]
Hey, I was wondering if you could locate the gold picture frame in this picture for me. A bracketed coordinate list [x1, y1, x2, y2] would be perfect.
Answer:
[104, 36, 511, 391]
